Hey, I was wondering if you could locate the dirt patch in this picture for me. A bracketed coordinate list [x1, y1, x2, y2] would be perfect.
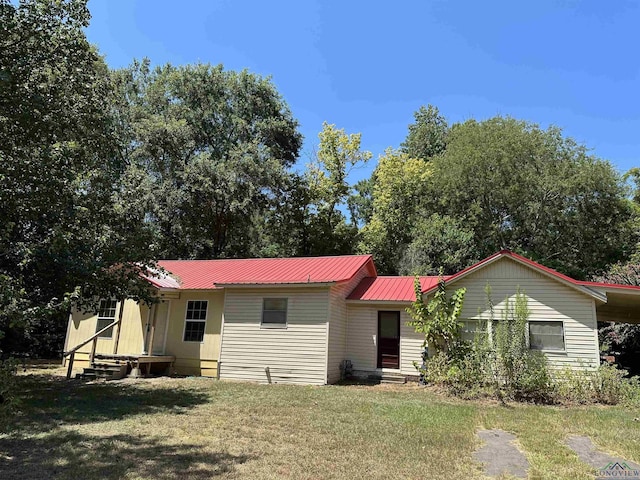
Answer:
[474, 429, 529, 478]
[566, 435, 640, 473]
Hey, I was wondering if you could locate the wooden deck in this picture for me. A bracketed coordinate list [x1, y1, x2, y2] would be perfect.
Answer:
[92, 353, 176, 378]
[93, 353, 176, 363]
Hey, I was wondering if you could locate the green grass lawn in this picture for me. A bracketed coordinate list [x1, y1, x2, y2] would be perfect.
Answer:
[1, 365, 639, 479]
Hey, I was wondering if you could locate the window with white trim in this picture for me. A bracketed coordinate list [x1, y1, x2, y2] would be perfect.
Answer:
[262, 298, 287, 326]
[459, 320, 489, 343]
[529, 321, 565, 351]
[183, 300, 207, 342]
[96, 299, 117, 338]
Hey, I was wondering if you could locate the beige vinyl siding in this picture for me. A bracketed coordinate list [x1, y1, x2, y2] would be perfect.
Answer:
[64, 299, 146, 371]
[65, 292, 224, 377]
[65, 299, 146, 356]
[452, 257, 599, 370]
[163, 290, 224, 377]
[346, 304, 423, 376]
[327, 266, 373, 383]
[219, 287, 330, 385]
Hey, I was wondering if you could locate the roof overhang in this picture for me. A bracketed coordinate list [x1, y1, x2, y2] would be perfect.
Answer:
[214, 282, 336, 288]
[345, 299, 412, 305]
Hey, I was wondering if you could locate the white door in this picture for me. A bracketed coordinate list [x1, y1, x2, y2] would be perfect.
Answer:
[152, 301, 169, 355]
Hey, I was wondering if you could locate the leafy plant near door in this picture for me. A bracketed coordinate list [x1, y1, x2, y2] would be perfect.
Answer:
[405, 275, 466, 382]
[407, 279, 555, 402]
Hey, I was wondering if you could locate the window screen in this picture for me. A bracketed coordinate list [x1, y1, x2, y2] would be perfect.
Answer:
[262, 298, 287, 326]
[96, 299, 117, 338]
[183, 300, 207, 342]
[529, 321, 565, 351]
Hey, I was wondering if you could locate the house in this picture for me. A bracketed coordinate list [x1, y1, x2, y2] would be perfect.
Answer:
[63, 250, 640, 383]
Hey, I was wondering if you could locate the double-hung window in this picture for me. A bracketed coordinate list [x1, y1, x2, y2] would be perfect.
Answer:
[183, 300, 207, 342]
[262, 298, 288, 327]
[459, 320, 489, 343]
[529, 321, 565, 351]
[96, 299, 117, 338]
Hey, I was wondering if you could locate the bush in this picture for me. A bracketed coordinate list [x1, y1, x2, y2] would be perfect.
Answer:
[0, 358, 18, 417]
[555, 363, 640, 405]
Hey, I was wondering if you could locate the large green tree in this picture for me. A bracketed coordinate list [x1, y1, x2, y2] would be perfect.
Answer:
[400, 104, 449, 160]
[358, 148, 432, 273]
[113, 60, 303, 260]
[304, 122, 371, 255]
[428, 116, 635, 278]
[0, 0, 154, 357]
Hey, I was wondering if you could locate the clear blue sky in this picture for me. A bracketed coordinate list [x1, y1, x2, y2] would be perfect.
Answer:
[86, 0, 640, 183]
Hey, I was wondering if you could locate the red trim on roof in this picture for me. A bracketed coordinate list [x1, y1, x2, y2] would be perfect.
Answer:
[577, 280, 640, 292]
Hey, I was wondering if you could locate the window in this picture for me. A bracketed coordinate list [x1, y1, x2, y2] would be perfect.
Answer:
[459, 320, 488, 342]
[96, 299, 117, 338]
[529, 321, 565, 351]
[183, 300, 207, 342]
[262, 298, 287, 327]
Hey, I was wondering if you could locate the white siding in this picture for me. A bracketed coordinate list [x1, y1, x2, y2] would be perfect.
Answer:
[219, 287, 330, 385]
[346, 304, 424, 376]
[452, 257, 600, 370]
[327, 267, 373, 383]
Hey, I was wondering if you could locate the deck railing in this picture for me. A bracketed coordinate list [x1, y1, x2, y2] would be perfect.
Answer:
[62, 319, 120, 379]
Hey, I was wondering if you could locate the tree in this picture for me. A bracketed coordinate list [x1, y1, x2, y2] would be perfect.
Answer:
[0, 0, 155, 357]
[304, 122, 371, 255]
[398, 214, 476, 275]
[400, 104, 449, 160]
[112, 60, 303, 260]
[427, 116, 635, 279]
[358, 149, 431, 274]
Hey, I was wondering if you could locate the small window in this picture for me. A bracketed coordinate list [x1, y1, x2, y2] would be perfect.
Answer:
[96, 299, 117, 338]
[262, 298, 287, 326]
[183, 300, 207, 342]
[529, 321, 565, 351]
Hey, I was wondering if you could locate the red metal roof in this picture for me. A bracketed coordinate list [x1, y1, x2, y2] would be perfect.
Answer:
[347, 276, 447, 302]
[155, 255, 375, 290]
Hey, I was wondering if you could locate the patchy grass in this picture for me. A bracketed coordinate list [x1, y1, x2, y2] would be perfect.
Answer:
[1, 365, 639, 479]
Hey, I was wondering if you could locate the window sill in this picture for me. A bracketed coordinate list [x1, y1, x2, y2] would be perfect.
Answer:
[260, 324, 288, 330]
[531, 348, 566, 354]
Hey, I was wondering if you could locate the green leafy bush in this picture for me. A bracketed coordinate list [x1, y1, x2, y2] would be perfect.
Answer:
[0, 358, 18, 418]
[555, 363, 640, 405]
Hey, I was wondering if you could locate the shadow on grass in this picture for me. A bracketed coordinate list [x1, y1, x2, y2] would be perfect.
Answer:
[0, 430, 250, 480]
[3, 373, 210, 433]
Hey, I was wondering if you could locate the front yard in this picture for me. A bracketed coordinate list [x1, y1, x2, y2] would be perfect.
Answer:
[1, 365, 639, 479]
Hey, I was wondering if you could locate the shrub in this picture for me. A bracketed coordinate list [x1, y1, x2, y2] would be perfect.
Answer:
[554, 363, 640, 405]
[0, 358, 18, 418]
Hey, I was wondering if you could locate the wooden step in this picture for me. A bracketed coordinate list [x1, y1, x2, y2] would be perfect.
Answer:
[76, 362, 127, 381]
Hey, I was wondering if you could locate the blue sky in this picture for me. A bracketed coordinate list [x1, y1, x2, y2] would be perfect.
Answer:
[86, 0, 640, 183]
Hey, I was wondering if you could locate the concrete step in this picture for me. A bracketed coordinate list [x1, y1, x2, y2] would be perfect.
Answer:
[380, 374, 407, 384]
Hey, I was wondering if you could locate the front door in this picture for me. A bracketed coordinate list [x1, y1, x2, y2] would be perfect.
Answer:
[151, 301, 169, 355]
[377, 311, 400, 369]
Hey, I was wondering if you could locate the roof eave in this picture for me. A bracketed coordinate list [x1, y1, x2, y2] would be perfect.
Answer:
[346, 299, 413, 304]
[215, 282, 336, 288]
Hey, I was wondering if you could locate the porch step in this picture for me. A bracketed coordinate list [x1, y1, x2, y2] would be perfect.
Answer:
[366, 373, 407, 384]
[380, 373, 407, 384]
[76, 362, 127, 381]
